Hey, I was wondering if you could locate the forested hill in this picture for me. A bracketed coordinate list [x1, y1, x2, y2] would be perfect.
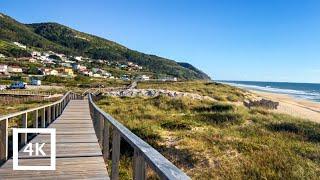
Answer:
[0, 13, 210, 80]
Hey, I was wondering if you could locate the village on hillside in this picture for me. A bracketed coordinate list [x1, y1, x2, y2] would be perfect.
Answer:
[0, 41, 178, 89]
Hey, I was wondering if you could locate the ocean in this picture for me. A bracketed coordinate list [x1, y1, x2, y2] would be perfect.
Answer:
[219, 81, 320, 103]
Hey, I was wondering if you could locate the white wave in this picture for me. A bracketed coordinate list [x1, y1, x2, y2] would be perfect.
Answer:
[220, 82, 320, 102]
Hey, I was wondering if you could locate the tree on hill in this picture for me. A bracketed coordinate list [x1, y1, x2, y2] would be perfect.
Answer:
[49, 54, 61, 61]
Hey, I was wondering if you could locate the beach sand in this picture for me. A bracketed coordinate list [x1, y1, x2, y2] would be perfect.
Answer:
[251, 90, 320, 123]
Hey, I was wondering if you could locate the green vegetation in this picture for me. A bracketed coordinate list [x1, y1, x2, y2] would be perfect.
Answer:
[41, 75, 129, 88]
[0, 13, 210, 80]
[48, 54, 61, 61]
[0, 40, 31, 57]
[96, 81, 320, 179]
[0, 97, 59, 117]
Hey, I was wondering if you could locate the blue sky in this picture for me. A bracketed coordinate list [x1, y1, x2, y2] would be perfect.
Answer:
[1, 0, 320, 83]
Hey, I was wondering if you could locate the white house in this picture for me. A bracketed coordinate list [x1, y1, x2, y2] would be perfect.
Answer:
[30, 79, 41, 86]
[80, 70, 93, 77]
[8, 66, 23, 73]
[137, 75, 150, 81]
[93, 73, 102, 78]
[0, 54, 5, 58]
[29, 58, 37, 63]
[55, 53, 65, 58]
[31, 51, 41, 57]
[0, 64, 8, 73]
[13, 42, 27, 49]
[121, 75, 130, 81]
[103, 72, 112, 77]
[72, 64, 87, 71]
[40, 68, 58, 76]
[49, 69, 59, 76]
[75, 56, 83, 61]
[161, 77, 178, 82]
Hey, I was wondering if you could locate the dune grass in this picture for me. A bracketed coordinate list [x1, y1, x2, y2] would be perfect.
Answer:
[97, 86, 320, 179]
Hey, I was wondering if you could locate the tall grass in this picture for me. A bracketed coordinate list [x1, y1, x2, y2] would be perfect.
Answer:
[97, 94, 320, 179]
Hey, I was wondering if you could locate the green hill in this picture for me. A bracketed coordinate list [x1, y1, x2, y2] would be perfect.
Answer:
[0, 13, 210, 80]
[0, 40, 31, 57]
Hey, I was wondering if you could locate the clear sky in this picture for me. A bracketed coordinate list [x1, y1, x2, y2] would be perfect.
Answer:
[1, 0, 320, 83]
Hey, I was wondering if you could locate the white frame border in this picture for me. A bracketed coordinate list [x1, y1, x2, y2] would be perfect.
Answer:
[13, 128, 56, 170]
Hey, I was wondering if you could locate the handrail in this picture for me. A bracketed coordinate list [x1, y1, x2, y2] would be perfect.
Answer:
[0, 90, 51, 97]
[88, 93, 190, 180]
[0, 91, 83, 165]
[0, 91, 81, 121]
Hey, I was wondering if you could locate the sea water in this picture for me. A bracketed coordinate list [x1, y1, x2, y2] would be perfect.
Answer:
[219, 81, 320, 103]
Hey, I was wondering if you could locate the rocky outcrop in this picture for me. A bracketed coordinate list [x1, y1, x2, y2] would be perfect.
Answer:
[104, 89, 216, 101]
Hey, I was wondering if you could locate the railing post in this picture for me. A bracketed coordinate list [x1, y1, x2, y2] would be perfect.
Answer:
[63, 99, 65, 110]
[103, 121, 110, 162]
[57, 104, 60, 117]
[93, 109, 98, 134]
[55, 104, 57, 119]
[34, 109, 38, 128]
[41, 108, 46, 128]
[111, 129, 120, 180]
[59, 102, 62, 114]
[0, 118, 8, 164]
[47, 106, 51, 125]
[21, 113, 28, 146]
[57, 103, 60, 116]
[99, 114, 104, 147]
[52, 105, 56, 121]
[133, 149, 146, 180]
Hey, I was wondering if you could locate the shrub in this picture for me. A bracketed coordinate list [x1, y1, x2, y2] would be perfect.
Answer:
[43, 75, 66, 83]
[227, 95, 239, 102]
[199, 112, 244, 125]
[249, 108, 270, 116]
[161, 120, 192, 130]
[268, 122, 320, 143]
[194, 103, 234, 112]
[152, 96, 188, 111]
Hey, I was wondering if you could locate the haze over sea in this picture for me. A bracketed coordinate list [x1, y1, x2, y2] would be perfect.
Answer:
[220, 81, 320, 103]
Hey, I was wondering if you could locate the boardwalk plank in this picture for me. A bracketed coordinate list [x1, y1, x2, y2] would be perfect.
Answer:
[0, 100, 109, 179]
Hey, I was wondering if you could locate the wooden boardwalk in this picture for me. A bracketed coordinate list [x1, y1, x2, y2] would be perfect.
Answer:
[0, 100, 109, 179]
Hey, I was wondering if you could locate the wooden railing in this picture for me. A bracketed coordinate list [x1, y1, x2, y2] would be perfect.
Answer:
[0, 90, 52, 97]
[88, 94, 190, 180]
[0, 91, 82, 165]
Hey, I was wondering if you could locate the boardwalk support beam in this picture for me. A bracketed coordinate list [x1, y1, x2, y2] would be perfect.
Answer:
[0, 118, 8, 164]
[34, 110, 38, 128]
[133, 149, 146, 180]
[111, 129, 120, 180]
[21, 113, 27, 146]
[41, 108, 46, 128]
[103, 121, 110, 162]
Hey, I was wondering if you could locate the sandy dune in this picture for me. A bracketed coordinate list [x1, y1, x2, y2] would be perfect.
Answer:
[251, 91, 320, 123]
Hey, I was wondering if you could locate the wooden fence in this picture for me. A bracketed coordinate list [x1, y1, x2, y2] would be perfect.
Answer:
[0, 91, 82, 165]
[88, 94, 190, 180]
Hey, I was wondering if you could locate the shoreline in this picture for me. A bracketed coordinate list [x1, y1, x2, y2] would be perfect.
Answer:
[250, 90, 320, 123]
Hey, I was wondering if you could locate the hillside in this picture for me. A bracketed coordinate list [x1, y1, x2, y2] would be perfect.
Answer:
[0, 13, 210, 80]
